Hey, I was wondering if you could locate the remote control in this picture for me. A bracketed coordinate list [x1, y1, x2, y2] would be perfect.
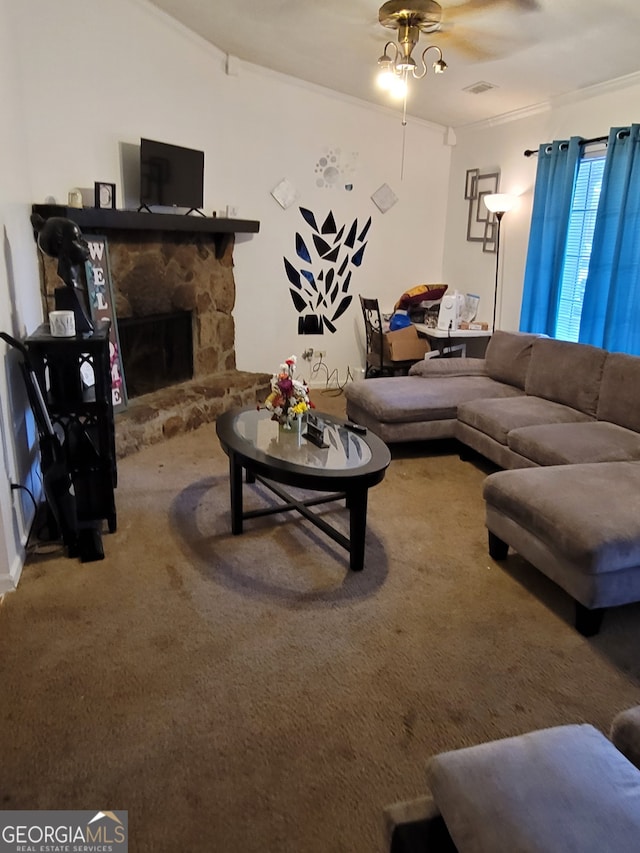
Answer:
[344, 421, 367, 434]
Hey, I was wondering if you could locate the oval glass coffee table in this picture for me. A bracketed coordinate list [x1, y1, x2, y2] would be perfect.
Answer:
[215, 407, 391, 571]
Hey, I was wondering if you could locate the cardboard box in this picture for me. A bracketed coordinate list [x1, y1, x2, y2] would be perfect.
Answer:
[374, 324, 431, 362]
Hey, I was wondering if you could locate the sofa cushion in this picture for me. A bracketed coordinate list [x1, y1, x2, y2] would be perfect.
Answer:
[508, 421, 640, 465]
[525, 338, 607, 416]
[427, 724, 640, 853]
[482, 461, 640, 571]
[343, 376, 523, 425]
[457, 395, 592, 446]
[484, 330, 540, 389]
[409, 357, 487, 378]
[598, 351, 640, 431]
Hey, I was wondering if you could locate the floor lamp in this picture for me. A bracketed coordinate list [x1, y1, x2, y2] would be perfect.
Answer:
[484, 194, 515, 332]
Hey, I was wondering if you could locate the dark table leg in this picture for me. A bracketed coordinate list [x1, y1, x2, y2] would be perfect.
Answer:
[229, 450, 244, 535]
[348, 487, 368, 572]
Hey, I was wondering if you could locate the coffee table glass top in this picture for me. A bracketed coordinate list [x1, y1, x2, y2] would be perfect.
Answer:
[232, 409, 372, 471]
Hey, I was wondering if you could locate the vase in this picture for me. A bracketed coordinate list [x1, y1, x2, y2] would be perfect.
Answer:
[279, 413, 303, 433]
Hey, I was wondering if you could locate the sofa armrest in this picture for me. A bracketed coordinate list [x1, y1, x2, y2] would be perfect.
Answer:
[408, 358, 488, 378]
[610, 706, 640, 771]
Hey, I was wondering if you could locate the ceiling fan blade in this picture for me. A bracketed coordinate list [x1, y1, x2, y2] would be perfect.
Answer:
[440, 20, 535, 60]
[437, 28, 497, 61]
[443, 0, 540, 22]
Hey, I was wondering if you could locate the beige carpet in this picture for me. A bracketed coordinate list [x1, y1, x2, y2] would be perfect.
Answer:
[1, 390, 640, 853]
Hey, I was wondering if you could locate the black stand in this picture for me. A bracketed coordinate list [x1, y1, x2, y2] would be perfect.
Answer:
[137, 204, 206, 217]
[24, 321, 118, 561]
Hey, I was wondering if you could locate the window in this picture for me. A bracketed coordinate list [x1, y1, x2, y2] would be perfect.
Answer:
[555, 154, 605, 341]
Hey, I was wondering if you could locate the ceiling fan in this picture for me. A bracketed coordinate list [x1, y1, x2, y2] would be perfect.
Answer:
[376, 0, 541, 64]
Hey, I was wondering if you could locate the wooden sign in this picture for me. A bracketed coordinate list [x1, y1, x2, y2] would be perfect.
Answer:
[84, 235, 128, 412]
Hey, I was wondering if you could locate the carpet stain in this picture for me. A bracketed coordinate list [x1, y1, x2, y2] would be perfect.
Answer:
[402, 709, 417, 742]
[165, 562, 188, 598]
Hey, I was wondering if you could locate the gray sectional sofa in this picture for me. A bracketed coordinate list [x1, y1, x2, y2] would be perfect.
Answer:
[345, 330, 640, 467]
[344, 331, 640, 634]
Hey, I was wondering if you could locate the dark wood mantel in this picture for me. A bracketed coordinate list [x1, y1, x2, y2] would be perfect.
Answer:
[31, 204, 260, 259]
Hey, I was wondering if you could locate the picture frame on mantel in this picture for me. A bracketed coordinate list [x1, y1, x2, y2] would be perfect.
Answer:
[95, 181, 116, 210]
[84, 234, 127, 412]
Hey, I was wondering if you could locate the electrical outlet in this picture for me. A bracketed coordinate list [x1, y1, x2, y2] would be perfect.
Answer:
[301, 348, 314, 360]
[316, 350, 326, 359]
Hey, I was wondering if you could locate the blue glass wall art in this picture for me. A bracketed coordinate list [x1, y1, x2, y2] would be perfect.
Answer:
[284, 208, 371, 335]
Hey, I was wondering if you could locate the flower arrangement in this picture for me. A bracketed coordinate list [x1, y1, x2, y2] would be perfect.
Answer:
[262, 355, 313, 429]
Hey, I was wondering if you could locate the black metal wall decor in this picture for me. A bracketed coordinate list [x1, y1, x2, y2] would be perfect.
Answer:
[284, 207, 371, 334]
[465, 168, 500, 253]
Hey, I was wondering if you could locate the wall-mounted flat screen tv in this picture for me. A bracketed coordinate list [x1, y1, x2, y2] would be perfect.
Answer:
[139, 138, 204, 211]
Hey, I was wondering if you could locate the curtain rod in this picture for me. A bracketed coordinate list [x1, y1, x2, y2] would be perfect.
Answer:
[523, 130, 629, 158]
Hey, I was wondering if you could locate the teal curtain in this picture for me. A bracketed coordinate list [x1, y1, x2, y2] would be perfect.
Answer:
[519, 137, 582, 334]
[579, 125, 640, 354]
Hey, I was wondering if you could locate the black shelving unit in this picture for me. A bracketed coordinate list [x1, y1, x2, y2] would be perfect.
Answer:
[25, 320, 117, 544]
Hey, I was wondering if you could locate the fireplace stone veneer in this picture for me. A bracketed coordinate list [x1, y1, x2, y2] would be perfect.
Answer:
[34, 207, 269, 456]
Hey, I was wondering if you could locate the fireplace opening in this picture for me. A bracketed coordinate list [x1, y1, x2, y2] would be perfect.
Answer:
[117, 310, 194, 399]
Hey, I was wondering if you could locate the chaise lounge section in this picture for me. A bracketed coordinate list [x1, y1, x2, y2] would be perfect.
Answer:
[483, 461, 640, 635]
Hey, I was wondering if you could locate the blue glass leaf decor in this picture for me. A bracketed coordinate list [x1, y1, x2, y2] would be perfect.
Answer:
[332, 295, 352, 321]
[301, 269, 317, 291]
[312, 234, 332, 258]
[358, 217, 372, 242]
[283, 208, 371, 334]
[300, 207, 319, 232]
[284, 258, 301, 288]
[296, 233, 312, 263]
[352, 244, 366, 267]
[290, 289, 307, 312]
[321, 211, 337, 234]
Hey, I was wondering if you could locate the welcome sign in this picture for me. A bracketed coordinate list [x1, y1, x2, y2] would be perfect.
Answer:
[84, 236, 128, 412]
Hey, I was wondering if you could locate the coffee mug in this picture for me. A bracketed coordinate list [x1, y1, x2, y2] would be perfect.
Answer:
[49, 310, 76, 337]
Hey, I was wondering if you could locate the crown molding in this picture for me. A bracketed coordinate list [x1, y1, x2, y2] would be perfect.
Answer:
[458, 70, 640, 132]
[238, 58, 449, 134]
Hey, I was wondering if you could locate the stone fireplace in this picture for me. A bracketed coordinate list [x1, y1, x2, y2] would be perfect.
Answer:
[35, 208, 270, 457]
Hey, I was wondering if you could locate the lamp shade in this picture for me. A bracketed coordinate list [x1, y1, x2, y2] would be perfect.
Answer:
[484, 193, 515, 214]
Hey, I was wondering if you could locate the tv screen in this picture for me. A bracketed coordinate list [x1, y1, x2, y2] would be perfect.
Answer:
[139, 138, 204, 211]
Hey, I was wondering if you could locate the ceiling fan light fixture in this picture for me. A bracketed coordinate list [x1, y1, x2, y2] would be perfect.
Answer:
[389, 74, 408, 99]
[377, 68, 395, 90]
[396, 55, 417, 72]
[375, 1, 447, 111]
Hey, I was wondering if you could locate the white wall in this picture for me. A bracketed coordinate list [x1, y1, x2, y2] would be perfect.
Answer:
[0, 0, 45, 591]
[14, 0, 452, 386]
[443, 75, 640, 331]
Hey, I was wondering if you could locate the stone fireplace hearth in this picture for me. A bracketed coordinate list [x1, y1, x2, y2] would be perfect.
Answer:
[36, 209, 269, 457]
